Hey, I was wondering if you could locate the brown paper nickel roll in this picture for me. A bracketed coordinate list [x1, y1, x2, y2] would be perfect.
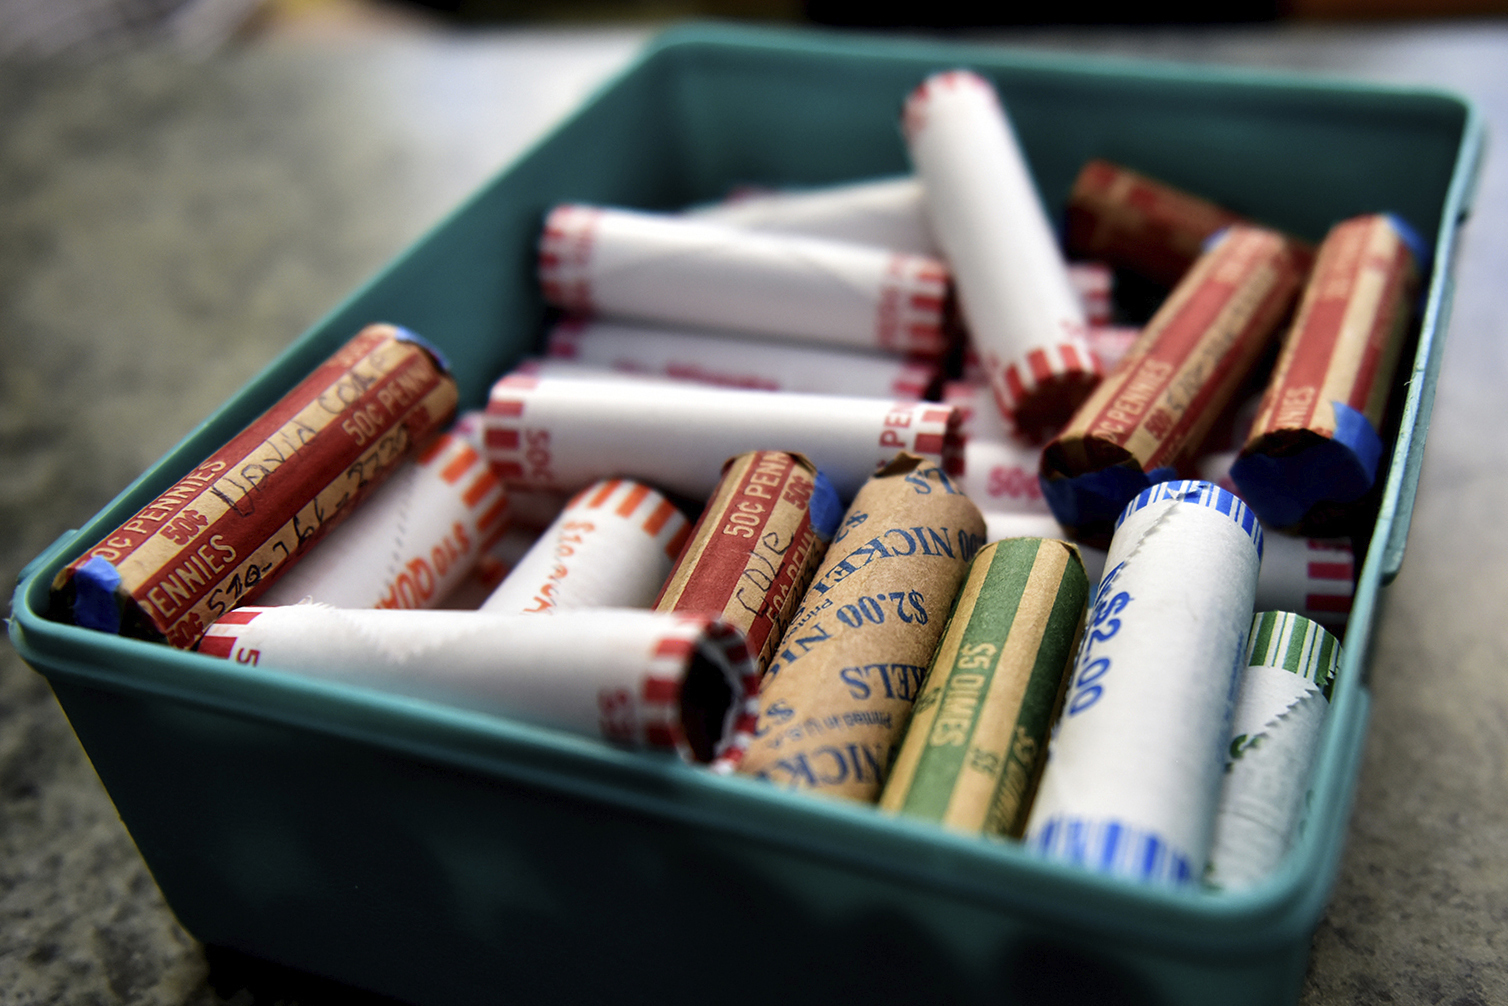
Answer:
[737, 452, 985, 801]
[878, 537, 1088, 836]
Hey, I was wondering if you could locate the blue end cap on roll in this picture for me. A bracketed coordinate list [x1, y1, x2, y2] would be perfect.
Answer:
[1039, 464, 1177, 531]
[1228, 402, 1381, 529]
[394, 325, 451, 374]
[1382, 212, 1431, 275]
[72, 555, 123, 634]
[1116, 479, 1264, 560]
[809, 470, 844, 541]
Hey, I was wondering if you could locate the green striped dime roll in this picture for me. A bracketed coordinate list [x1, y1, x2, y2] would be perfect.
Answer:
[1245, 609, 1340, 701]
[1207, 610, 1342, 890]
[878, 537, 1088, 836]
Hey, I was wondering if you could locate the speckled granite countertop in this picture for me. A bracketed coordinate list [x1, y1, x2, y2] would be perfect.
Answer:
[2, 19, 1505, 1005]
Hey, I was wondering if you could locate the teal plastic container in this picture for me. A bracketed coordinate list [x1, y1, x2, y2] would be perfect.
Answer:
[8, 23, 1483, 1006]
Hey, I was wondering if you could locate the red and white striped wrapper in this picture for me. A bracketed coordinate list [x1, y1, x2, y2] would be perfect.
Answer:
[481, 477, 691, 615]
[436, 525, 538, 610]
[903, 70, 1100, 438]
[482, 371, 963, 501]
[258, 431, 507, 609]
[543, 318, 937, 400]
[51, 324, 458, 649]
[690, 175, 941, 257]
[1066, 158, 1246, 288]
[940, 381, 1050, 515]
[538, 203, 951, 357]
[1086, 325, 1143, 375]
[981, 510, 1354, 632]
[1068, 261, 1115, 327]
[1041, 226, 1311, 537]
[197, 606, 758, 764]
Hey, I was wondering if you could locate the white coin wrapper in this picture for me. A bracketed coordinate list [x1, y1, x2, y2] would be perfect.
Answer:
[258, 431, 509, 610]
[982, 510, 1353, 632]
[941, 381, 1050, 515]
[903, 70, 1100, 437]
[543, 318, 936, 400]
[538, 204, 951, 358]
[481, 477, 691, 615]
[482, 371, 964, 502]
[198, 606, 758, 764]
[1207, 611, 1341, 890]
[1024, 480, 1263, 887]
[690, 176, 942, 257]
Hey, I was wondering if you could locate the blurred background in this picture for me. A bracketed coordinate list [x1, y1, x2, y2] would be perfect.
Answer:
[3, 1, 1507, 1005]
[4, 0, 1508, 56]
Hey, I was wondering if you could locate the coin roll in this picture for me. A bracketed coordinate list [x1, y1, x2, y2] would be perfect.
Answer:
[543, 319, 938, 400]
[1041, 225, 1310, 545]
[259, 431, 507, 610]
[51, 323, 458, 648]
[1206, 611, 1341, 890]
[197, 606, 756, 764]
[879, 537, 1088, 836]
[482, 371, 963, 501]
[481, 477, 691, 615]
[735, 453, 986, 798]
[1065, 158, 1245, 288]
[1023, 480, 1263, 887]
[1231, 213, 1421, 533]
[539, 203, 951, 357]
[903, 69, 1100, 439]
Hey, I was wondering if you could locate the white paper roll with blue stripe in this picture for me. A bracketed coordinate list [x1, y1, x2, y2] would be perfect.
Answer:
[1023, 480, 1262, 886]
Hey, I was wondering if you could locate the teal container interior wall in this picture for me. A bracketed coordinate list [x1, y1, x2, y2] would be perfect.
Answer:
[7, 22, 1481, 1006]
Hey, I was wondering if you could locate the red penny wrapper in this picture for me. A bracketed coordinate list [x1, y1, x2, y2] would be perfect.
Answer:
[655, 451, 843, 769]
[1065, 159, 1246, 288]
[1231, 213, 1420, 532]
[1041, 226, 1311, 545]
[51, 323, 458, 648]
[655, 451, 842, 673]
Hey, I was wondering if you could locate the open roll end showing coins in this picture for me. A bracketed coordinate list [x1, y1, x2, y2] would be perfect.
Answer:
[197, 606, 758, 765]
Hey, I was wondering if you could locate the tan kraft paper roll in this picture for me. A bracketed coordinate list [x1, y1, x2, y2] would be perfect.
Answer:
[737, 452, 985, 801]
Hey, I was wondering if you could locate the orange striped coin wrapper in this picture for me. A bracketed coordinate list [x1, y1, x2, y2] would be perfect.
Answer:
[878, 537, 1088, 836]
[1065, 158, 1246, 288]
[197, 606, 756, 764]
[539, 204, 950, 357]
[1041, 225, 1310, 545]
[543, 319, 938, 400]
[736, 453, 985, 799]
[258, 431, 507, 609]
[1231, 213, 1422, 532]
[482, 477, 691, 614]
[52, 324, 458, 648]
[482, 371, 963, 501]
[903, 70, 1100, 439]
